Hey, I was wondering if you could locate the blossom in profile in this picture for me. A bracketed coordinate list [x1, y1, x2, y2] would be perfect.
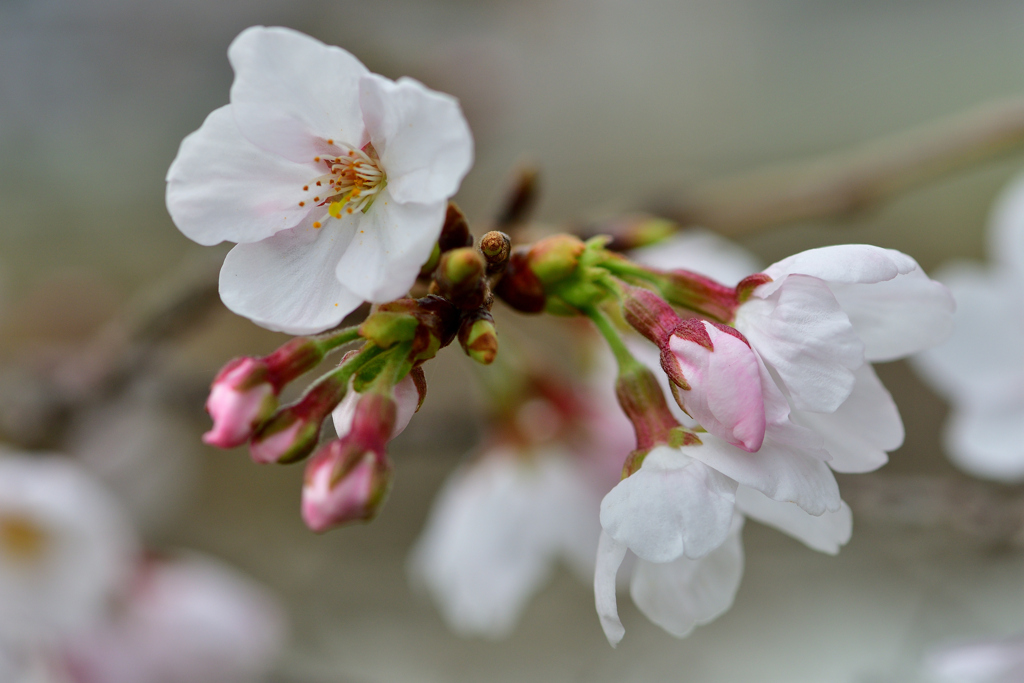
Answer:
[913, 173, 1024, 482]
[166, 26, 474, 334]
[595, 235, 951, 645]
[0, 451, 137, 646]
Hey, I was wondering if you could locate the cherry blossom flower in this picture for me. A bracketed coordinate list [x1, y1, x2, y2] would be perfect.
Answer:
[63, 554, 286, 683]
[595, 234, 943, 645]
[409, 355, 632, 638]
[913, 173, 1024, 482]
[166, 26, 474, 334]
[410, 447, 608, 639]
[0, 451, 137, 647]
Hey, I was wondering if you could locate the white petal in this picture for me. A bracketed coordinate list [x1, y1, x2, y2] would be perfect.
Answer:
[912, 263, 1024, 407]
[989, 170, 1024, 273]
[945, 402, 1024, 483]
[599, 446, 737, 563]
[737, 274, 864, 412]
[166, 105, 315, 246]
[831, 266, 955, 361]
[760, 244, 916, 297]
[228, 26, 369, 162]
[735, 486, 851, 554]
[594, 531, 628, 647]
[628, 229, 762, 287]
[220, 215, 363, 335]
[794, 364, 903, 473]
[409, 451, 600, 639]
[360, 74, 474, 205]
[684, 354, 840, 515]
[629, 515, 744, 639]
[335, 191, 446, 301]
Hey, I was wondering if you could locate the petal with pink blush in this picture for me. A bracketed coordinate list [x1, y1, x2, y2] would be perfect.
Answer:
[668, 322, 765, 452]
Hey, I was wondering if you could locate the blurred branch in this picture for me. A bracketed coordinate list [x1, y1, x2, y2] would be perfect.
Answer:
[0, 253, 223, 447]
[659, 96, 1024, 236]
[841, 472, 1024, 549]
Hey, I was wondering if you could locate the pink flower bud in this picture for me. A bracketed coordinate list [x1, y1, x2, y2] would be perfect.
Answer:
[203, 337, 327, 449]
[301, 446, 393, 531]
[249, 375, 346, 464]
[302, 391, 400, 531]
[333, 369, 424, 442]
[203, 358, 278, 448]
[665, 319, 766, 452]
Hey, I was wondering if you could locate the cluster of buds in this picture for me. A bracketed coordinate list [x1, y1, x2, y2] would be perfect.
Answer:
[204, 203, 528, 531]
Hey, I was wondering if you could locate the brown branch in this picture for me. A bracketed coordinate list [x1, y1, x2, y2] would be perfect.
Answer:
[840, 472, 1024, 549]
[659, 97, 1024, 236]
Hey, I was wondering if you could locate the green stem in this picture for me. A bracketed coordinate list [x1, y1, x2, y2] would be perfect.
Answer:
[582, 304, 641, 373]
[313, 325, 362, 354]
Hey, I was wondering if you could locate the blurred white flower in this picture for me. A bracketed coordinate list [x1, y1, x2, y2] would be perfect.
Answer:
[913, 173, 1024, 482]
[923, 633, 1024, 683]
[409, 355, 632, 639]
[0, 451, 137, 647]
[166, 26, 474, 335]
[63, 554, 287, 683]
[410, 448, 605, 639]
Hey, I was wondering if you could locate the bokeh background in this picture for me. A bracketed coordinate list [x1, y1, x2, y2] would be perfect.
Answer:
[2, 0, 1024, 681]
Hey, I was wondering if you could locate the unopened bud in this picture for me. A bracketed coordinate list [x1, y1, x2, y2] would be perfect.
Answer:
[527, 234, 585, 285]
[493, 249, 546, 313]
[301, 444, 393, 531]
[480, 231, 512, 275]
[615, 361, 680, 451]
[438, 202, 473, 252]
[360, 309, 418, 349]
[458, 312, 499, 365]
[619, 285, 681, 347]
[333, 369, 424, 442]
[249, 375, 346, 464]
[495, 166, 539, 229]
[203, 358, 278, 448]
[435, 248, 488, 309]
[665, 319, 766, 452]
[203, 337, 328, 449]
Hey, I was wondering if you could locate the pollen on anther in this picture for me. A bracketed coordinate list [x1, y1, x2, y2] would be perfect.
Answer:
[303, 185, 309, 191]
[314, 156, 321, 162]
[314, 196, 320, 201]
[313, 221, 322, 228]
[316, 181, 322, 186]
[299, 201, 305, 207]
[327, 138, 334, 144]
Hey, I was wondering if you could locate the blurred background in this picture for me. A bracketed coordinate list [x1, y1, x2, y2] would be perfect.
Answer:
[2, 0, 1024, 681]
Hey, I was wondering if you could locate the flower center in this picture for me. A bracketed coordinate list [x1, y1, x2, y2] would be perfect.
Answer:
[302, 143, 387, 227]
[0, 513, 48, 564]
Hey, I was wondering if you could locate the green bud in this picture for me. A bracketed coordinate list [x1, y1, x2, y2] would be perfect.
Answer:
[458, 314, 499, 365]
[440, 248, 486, 286]
[527, 235, 585, 285]
[359, 311, 419, 349]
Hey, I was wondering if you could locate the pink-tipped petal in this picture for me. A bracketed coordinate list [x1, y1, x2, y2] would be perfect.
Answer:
[667, 322, 765, 452]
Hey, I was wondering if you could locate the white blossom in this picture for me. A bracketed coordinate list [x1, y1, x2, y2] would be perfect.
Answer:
[166, 26, 474, 334]
[0, 451, 137, 647]
[913, 173, 1024, 482]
